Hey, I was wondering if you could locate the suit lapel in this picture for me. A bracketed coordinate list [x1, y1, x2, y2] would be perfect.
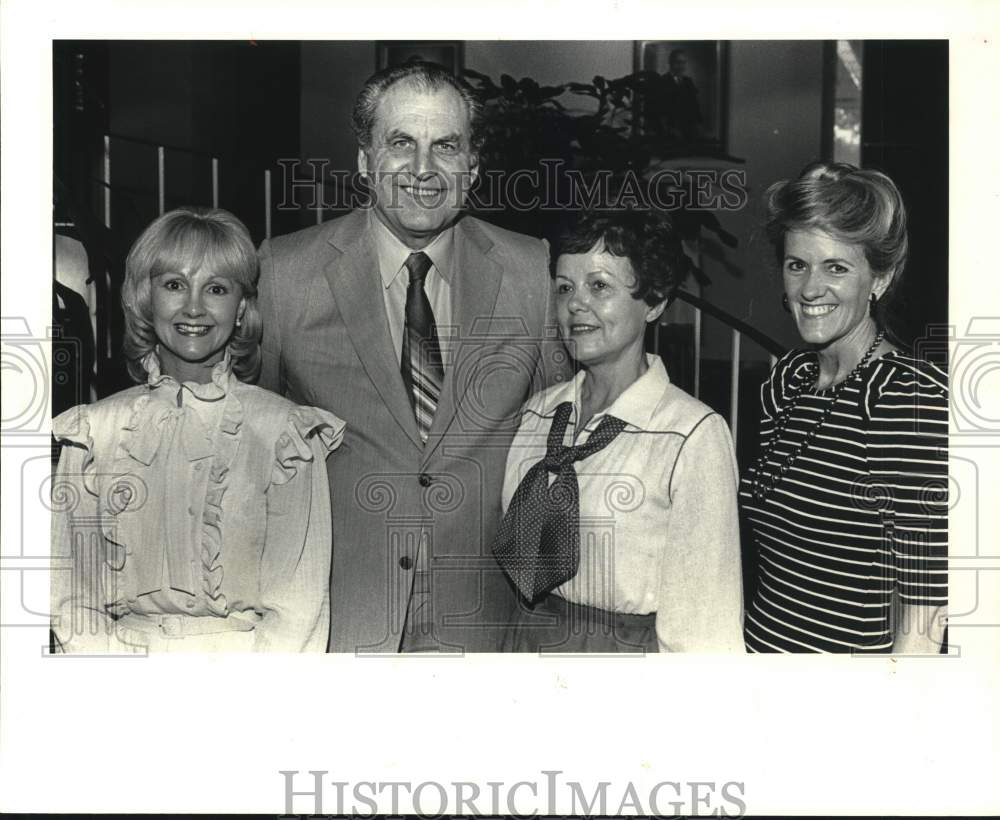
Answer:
[324, 211, 423, 449]
[423, 216, 503, 464]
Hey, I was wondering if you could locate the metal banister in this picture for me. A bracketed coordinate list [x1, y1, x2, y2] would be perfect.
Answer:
[672, 288, 786, 357]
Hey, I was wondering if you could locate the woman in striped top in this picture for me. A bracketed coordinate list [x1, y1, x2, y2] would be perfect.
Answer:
[741, 162, 948, 653]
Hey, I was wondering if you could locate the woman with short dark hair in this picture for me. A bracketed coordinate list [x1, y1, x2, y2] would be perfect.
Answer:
[494, 208, 744, 652]
[741, 162, 948, 653]
[51, 207, 345, 652]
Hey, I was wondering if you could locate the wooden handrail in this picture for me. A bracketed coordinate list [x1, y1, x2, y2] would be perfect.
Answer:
[104, 130, 217, 159]
[672, 288, 786, 357]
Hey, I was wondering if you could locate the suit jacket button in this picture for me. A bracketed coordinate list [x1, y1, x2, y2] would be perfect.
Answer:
[418, 473, 432, 487]
[399, 555, 413, 570]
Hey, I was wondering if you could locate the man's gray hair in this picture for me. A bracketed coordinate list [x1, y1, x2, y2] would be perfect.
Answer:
[351, 60, 484, 153]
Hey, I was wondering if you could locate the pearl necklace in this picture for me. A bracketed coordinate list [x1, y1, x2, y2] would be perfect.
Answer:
[750, 330, 885, 503]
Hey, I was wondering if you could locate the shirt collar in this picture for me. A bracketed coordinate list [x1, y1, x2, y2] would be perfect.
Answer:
[540, 353, 670, 433]
[597, 354, 670, 431]
[370, 209, 454, 288]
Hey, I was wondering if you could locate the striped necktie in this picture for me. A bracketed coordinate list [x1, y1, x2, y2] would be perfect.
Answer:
[493, 402, 628, 603]
[400, 251, 444, 443]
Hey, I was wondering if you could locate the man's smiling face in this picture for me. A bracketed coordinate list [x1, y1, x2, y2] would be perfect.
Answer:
[359, 80, 478, 249]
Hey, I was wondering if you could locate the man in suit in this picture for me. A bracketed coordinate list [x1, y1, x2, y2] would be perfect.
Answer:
[258, 61, 566, 653]
[663, 49, 703, 143]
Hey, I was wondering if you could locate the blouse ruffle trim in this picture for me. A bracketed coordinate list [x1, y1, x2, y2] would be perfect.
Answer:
[270, 406, 347, 487]
[198, 386, 243, 615]
[104, 356, 244, 614]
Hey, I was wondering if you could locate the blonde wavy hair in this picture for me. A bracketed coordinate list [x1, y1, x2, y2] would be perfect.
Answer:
[121, 206, 261, 383]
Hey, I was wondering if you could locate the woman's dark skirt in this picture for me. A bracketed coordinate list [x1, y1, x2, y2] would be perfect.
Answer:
[502, 593, 659, 653]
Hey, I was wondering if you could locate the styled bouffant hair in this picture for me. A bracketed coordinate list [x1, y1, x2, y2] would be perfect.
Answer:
[351, 59, 483, 153]
[121, 206, 261, 384]
[764, 161, 909, 279]
[553, 208, 690, 306]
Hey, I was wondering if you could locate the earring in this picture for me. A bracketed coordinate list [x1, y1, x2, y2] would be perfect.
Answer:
[235, 318, 242, 328]
[781, 294, 791, 313]
[869, 293, 878, 316]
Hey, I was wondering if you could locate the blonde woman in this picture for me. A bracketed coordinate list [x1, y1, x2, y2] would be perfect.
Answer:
[51, 207, 344, 652]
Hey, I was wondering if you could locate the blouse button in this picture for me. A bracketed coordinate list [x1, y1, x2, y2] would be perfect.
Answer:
[188, 505, 196, 516]
[185, 600, 195, 609]
[418, 473, 432, 487]
[194, 463, 203, 472]
[398, 555, 414, 570]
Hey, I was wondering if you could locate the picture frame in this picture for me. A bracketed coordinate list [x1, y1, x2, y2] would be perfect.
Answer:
[633, 40, 729, 155]
[376, 40, 464, 74]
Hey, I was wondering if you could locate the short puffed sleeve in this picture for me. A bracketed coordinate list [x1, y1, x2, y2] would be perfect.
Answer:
[51, 404, 110, 652]
[52, 404, 97, 494]
[270, 406, 346, 486]
[257, 405, 344, 651]
[53, 404, 92, 447]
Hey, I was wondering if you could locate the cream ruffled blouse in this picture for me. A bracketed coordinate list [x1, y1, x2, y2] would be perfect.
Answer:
[50, 351, 345, 652]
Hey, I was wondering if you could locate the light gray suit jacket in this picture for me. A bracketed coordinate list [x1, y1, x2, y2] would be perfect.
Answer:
[258, 209, 567, 652]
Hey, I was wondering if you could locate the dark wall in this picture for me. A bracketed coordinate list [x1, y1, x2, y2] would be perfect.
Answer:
[862, 40, 948, 347]
[54, 40, 302, 394]
[300, 40, 374, 212]
[106, 40, 302, 244]
[54, 43, 109, 224]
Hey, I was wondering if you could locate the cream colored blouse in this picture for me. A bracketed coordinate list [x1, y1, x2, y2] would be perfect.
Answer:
[501, 355, 745, 652]
[50, 352, 345, 652]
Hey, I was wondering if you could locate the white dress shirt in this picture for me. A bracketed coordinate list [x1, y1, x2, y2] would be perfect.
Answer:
[370, 210, 454, 364]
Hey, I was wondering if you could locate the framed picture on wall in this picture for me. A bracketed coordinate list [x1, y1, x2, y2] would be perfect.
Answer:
[634, 40, 729, 155]
[376, 41, 464, 74]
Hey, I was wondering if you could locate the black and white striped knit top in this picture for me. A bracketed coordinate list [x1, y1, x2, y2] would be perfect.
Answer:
[740, 349, 948, 653]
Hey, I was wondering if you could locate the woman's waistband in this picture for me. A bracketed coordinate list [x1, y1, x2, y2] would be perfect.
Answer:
[116, 611, 258, 638]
